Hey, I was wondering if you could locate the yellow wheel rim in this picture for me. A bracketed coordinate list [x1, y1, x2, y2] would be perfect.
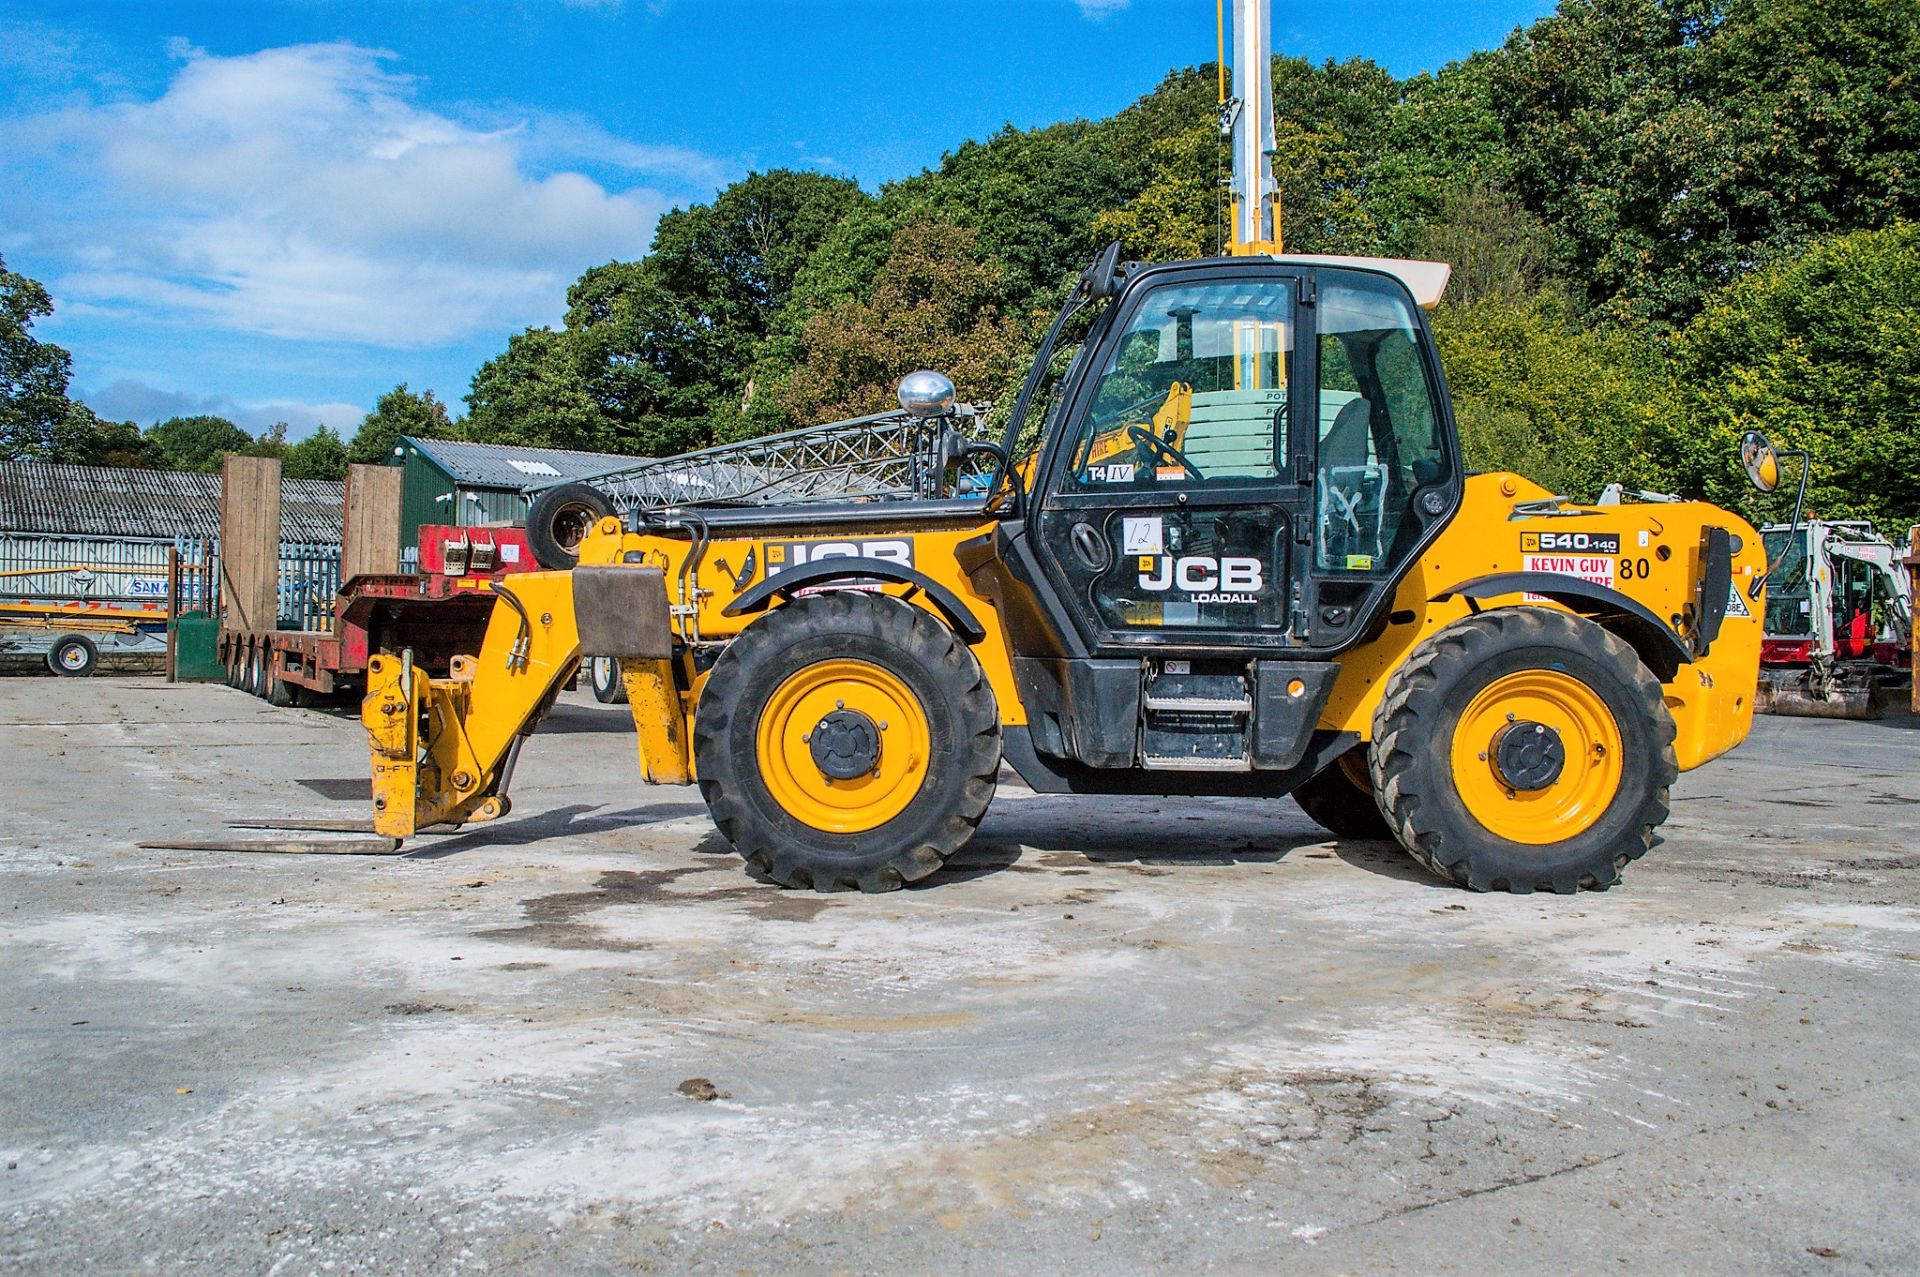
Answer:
[1449, 669, 1625, 845]
[755, 658, 932, 834]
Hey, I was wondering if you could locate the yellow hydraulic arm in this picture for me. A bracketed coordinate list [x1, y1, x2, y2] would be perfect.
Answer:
[361, 564, 685, 840]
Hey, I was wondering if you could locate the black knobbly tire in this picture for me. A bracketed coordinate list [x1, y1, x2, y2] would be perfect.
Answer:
[1292, 750, 1391, 840]
[1368, 607, 1677, 894]
[693, 592, 1001, 893]
[526, 482, 615, 570]
[47, 635, 98, 677]
[589, 656, 628, 704]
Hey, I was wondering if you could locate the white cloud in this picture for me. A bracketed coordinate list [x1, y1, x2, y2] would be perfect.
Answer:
[1074, 0, 1130, 19]
[3, 42, 731, 348]
[81, 378, 364, 437]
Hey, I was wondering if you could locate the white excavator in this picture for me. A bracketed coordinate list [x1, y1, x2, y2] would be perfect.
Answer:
[1757, 518, 1912, 718]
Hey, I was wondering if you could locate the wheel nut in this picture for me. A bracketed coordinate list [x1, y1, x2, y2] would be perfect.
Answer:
[836, 699, 845, 709]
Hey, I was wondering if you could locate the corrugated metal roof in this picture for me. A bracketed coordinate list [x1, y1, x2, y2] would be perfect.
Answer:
[402, 436, 648, 490]
[0, 462, 345, 544]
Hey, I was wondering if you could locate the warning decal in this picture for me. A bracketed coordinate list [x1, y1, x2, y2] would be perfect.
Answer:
[1725, 583, 1752, 619]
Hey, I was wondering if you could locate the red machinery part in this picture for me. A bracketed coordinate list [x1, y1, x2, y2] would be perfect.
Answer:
[415, 525, 536, 579]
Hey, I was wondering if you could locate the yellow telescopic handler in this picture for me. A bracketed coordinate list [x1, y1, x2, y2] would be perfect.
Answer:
[360, 1, 1776, 896]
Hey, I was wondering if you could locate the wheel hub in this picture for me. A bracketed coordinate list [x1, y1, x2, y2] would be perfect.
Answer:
[809, 708, 882, 779]
[1490, 719, 1565, 791]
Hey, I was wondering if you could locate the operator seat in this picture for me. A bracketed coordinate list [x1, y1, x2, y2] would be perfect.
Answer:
[1321, 397, 1373, 469]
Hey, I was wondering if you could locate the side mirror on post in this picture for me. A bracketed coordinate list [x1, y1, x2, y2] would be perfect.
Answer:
[1739, 430, 1813, 601]
[1740, 431, 1781, 493]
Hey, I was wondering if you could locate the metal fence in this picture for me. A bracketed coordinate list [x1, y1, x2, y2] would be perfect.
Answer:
[0, 531, 338, 630]
[277, 542, 340, 631]
[0, 533, 189, 616]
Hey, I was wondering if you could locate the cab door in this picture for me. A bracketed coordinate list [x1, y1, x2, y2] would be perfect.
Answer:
[1031, 264, 1312, 653]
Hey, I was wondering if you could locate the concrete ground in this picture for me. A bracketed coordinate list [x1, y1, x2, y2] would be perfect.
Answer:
[2, 676, 1917, 1275]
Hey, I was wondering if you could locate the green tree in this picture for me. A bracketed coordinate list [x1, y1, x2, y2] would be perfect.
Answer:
[1433, 293, 1678, 500]
[1092, 126, 1226, 262]
[142, 414, 252, 472]
[30, 402, 151, 467]
[1267, 56, 1401, 254]
[348, 384, 455, 465]
[1665, 222, 1920, 530]
[779, 222, 1034, 425]
[1414, 184, 1555, 306]
[463, 330, 614, 451]
[284, 425, 349, 480]
[1492, 0, 1920, 324]
[0, 253, 79, 460]
[470, 170, 870, 455]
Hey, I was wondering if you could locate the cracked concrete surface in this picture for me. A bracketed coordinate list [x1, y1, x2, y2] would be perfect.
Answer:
[2, 678, 1917, 1273]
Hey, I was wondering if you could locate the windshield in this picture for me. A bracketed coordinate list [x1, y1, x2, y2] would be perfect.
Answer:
[1762, 528, 1811, 637]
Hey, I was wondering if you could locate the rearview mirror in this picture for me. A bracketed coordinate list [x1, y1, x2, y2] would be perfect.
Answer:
[1080, 241, 1123, 300]
[1739, 431, 1781, 493]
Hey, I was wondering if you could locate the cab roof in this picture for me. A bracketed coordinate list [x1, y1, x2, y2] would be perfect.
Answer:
[1271, 255, 1452, 309]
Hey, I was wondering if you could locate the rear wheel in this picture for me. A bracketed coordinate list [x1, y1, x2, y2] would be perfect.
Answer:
[1292, 749, 1391, 839]
[526, 482, 615, 570]
[588, 656, 628, 704]
[47, 635, 98, 677]
[1369, 608, 1676, 894]
[266, 663, 294, 707]
[693, 592, 1000, 892]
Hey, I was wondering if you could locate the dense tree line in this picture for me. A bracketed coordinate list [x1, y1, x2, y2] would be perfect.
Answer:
[4, 0, 1917, 527]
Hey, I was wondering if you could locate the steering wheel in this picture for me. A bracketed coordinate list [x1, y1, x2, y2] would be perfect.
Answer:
[1128, 425, 1204, 481]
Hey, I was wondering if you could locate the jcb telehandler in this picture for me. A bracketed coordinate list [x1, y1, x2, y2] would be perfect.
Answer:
[359, 1, 1772, 895]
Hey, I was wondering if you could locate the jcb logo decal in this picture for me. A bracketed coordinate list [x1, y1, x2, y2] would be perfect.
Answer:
[1138, 556, 1264, 595]
[767, 538, 914, 576]
[1521, 531, 1620, 555]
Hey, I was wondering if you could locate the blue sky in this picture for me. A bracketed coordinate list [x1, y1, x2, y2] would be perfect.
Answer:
[0, 0, 1555, 440]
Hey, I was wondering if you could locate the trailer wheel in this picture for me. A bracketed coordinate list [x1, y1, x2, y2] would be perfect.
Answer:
[1370, 608, 1677, 894]
[526, 482, 615, 570]
[693, 592, 1001, 893]
[588, 656, 628, 704]
[47, 635, 98, 677]
[1292, 750, 1391, 840]
[266, 662, 295, 707]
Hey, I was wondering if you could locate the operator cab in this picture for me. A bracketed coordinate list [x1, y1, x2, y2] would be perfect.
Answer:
[1011, 256, 1462, 657]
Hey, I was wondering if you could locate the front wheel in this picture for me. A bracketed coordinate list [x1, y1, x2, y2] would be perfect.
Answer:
[692, 592, 1001, 892]
[1292, 749, 1391, 840]
[1369, 608, 1677, 894]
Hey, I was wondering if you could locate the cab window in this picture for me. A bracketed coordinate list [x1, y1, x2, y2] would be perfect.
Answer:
[1314, 274, 1452, 573]
[1067, 279, 1295, 489]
